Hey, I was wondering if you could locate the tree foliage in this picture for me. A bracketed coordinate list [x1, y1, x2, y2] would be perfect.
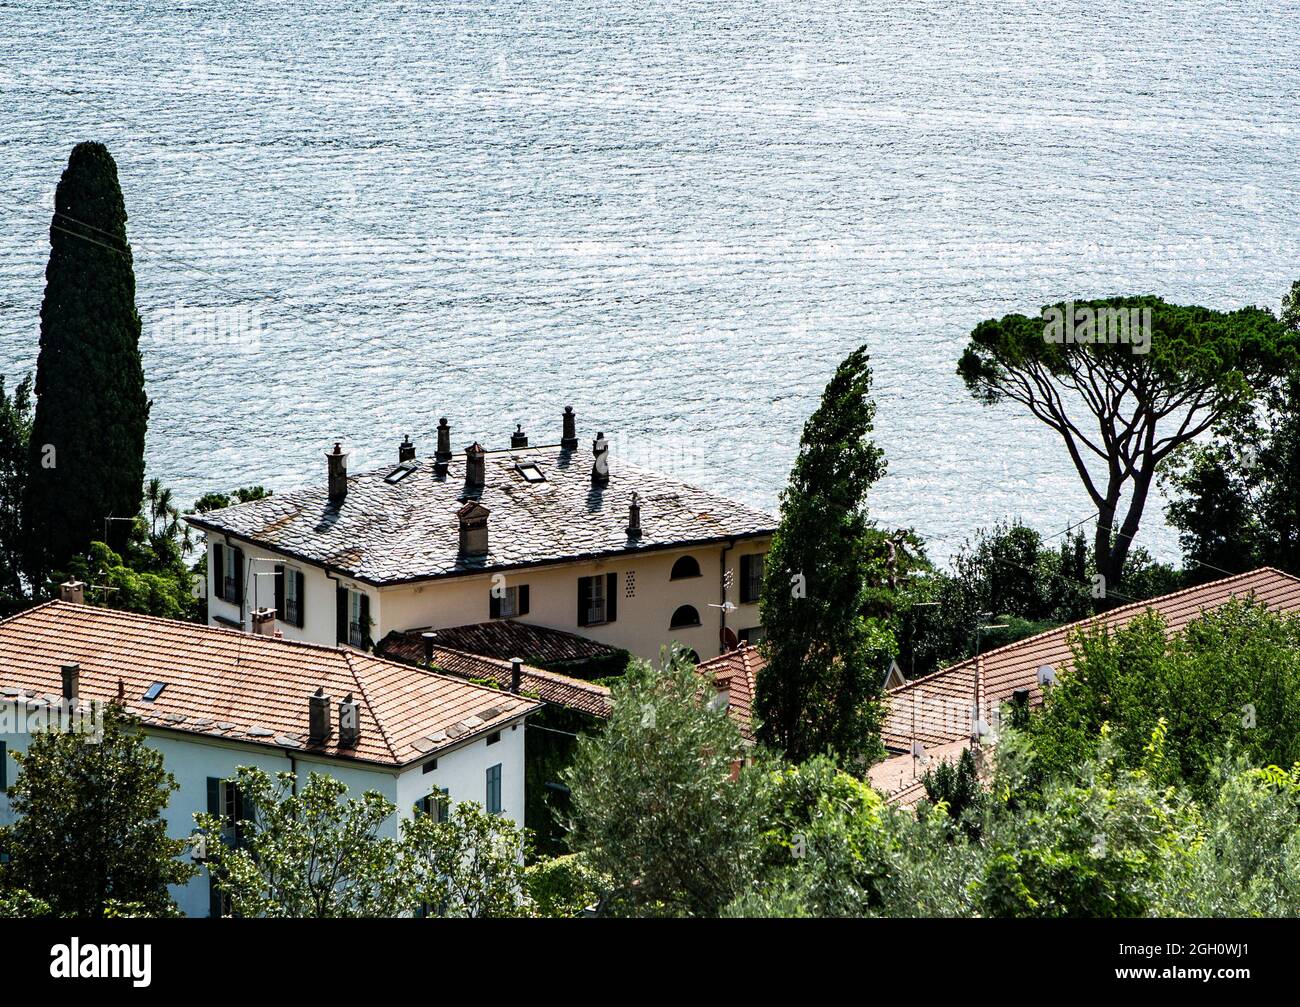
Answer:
[24, 141, 150, 588]
[756, 346, 895, 762]
[197, 767, 531, 918]
[0, 703, 193, 917]
[959, 295, 1298, 598]
[1029, 601, 1300, 795]
[564, 646, 764, 917]
[0, 373, 33, 608]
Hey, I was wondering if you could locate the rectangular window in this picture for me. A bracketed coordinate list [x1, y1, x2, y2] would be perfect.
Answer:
[486, 764, 502, 814]
[578, 573, 617, 626]
[283, 569, 303, 628]
[416, 788, 450, 823]
[486, 731, 501, 746]
[337, 586, 369, 648]
[740, 553, 766, 604]
[490, 584, 529, 620]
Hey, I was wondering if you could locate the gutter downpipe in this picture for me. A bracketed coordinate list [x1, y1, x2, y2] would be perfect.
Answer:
[719, 538, 735, 655]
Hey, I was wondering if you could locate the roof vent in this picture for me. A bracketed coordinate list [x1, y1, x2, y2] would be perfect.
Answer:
[510, 657, 523, 693]
[309, 687, 332, 745]
[326, 442, 348, 502]
[465, 442, 486, 491]
[591, 433, 609, 487]
[511, 424, 528, 449]
[338, 693, 361, 749]
[458, 501, 490, 558]
[626, 492, 642, 538]
[399, 434, 416, 462]
[561, 405, 578, 450]
[421, 630, 437, 665]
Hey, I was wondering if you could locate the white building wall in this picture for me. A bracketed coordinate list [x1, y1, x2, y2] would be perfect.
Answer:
[395, 721, 526, 825]
[0, 700, 528, 918]
[205, 536, 770, 663]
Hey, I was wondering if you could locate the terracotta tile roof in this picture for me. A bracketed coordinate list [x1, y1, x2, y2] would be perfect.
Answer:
[0, 601, 540, 768]
[882, 567, 1300, 753]
[696, 644, 765, 742]
[378, 621, 621, 668]
[381, 642, 612, 719]
[187, 443, 775, 585]
[868, 739, 976, 807]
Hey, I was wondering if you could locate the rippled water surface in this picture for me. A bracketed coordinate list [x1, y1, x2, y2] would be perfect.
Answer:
[3, 1, 1298, 562]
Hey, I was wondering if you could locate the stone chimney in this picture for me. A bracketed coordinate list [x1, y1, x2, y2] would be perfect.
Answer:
[309, 687, 332, 745]
[591, 433, 610, 486]
[251, 607, 276, 637]
[458, 501, 490, 558]
[626, 492, 642, 538]
[510, 657, 523, 693]
[511, 423, 528, 449]
[58, 580, 86, 604]
[399, 434, 416, 462]
[326, 442, 348, 501]
[61, 663, 79, 702]
[465, 442, 486, 491]
[338, 693, 361, 748]
[561, 405, 578, 450]
[435, 417, 452, 469]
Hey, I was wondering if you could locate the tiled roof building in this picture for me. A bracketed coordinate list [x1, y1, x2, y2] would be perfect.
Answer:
[0, 600, 539, 768]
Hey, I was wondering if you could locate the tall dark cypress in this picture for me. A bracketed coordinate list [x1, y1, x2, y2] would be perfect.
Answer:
[24, 142, 149, 587]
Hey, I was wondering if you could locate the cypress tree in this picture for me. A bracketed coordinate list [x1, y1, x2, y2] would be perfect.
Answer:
[24, 142, 149, 586]
[755, 346, 895, 763]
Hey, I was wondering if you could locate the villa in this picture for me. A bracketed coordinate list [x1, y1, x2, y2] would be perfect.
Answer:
[186, 407, 776, 663]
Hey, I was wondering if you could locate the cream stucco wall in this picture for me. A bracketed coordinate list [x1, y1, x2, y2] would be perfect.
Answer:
[206, 535, 770, 663]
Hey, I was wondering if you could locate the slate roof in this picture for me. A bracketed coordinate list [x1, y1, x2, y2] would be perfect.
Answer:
[696, 644, 765, 742]
[0, 601, 540, 768]
[378, 620, 622, 668]
[187, 442, 776, 585]
[881, 567, 1300, 755]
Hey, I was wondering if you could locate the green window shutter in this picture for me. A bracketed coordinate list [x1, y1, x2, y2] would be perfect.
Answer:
[295, 570, 306, 628]
[207, 776, 221, 817]
[489, 590, 501, 619]
[0, 741, 7, 790]
[232, 548, 245, 604]
[437, 788, 450, 824]
[518, 584, 529, 616]
[605, 572, 618, 623]
[359, 593, 371, 649]
[274, 564, 286, 620]
[336, 587, 348, 645]
[213, 543, 225, 600]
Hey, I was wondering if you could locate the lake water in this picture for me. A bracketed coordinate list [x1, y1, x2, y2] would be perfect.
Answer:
[2, 0, 1298, 566]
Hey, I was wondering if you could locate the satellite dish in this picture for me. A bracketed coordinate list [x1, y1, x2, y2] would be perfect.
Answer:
[1037, 664, 1057, 687]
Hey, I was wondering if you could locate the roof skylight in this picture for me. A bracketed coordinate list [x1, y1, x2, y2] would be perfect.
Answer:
[516, 463, 546, 483]
[142, 682, 167, 702]
[385, 462, 417, 485]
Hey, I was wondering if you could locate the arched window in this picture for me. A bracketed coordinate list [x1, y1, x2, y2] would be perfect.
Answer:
[670, 555, 701, 580]
[669, 604, 701, 629]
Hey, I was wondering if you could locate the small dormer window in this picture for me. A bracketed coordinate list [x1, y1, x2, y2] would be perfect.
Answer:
[516, 463, 545, 483]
